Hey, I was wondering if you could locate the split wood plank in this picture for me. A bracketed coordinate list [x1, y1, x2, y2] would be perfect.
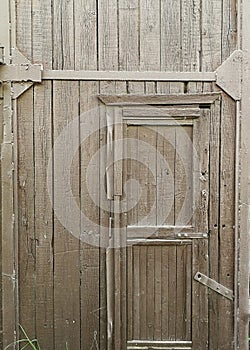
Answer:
[222, 0, 237, 61]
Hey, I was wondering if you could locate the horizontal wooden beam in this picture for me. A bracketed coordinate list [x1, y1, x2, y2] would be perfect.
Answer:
[42, 70, 216, 82]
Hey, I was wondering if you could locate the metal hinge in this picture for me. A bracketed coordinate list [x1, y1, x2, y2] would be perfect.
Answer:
[194, 272, 234, 301]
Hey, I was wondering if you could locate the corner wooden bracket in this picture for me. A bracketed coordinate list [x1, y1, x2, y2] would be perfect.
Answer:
[216, 50, 243, 101]
[0, 47, 43, 99]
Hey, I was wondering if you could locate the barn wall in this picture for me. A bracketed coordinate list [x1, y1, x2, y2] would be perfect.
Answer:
[9, 1, 238, 349]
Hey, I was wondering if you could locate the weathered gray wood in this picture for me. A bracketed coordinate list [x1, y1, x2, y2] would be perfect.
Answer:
[208, 98, 221, 350]
[181, 0, 200, 71]
[118, 0, 139, 70]
[140, 0, 160, 71]
[218, 94, 235, 350]
[161, 0, 181, 71]
[79, 81, 100, 349]
[53, 0, 75, 69]
[201, 0, 222, 71]
[123, 107, 200, 118]
[42, 70, 216, 81]
[75, 0, 97, 70]
[192, 109, 210, 349]
[33, 82, 54, 349]
[98, 93, 220, 106]
[238, 0, 250, 347]
[17, 89, 36, 340]
[53, 81, 81, 349]
[98, 0, 118, 70]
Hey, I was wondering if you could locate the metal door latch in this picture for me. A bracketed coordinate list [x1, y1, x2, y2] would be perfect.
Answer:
[194, 272, 234, 301]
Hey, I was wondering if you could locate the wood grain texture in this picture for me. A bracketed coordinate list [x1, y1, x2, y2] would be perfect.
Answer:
[217, 94, 235, 350]
[53, 0, 75, 69]
[17, 89, 36, 340]
[140, 0, 161, 71]
[33, 82, 54, 349]
[53, 81, 81, 349]
[98, 0, 118, 70]
[79, 81, 100, 349]
[161, 0, 181, 71]
[75, 0, 97, 70]
[118, 0, 140, 70]
[201, 0, 222, 71]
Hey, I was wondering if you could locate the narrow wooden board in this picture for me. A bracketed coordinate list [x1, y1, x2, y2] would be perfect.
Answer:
[53, 81, 81, 349]
[79, 81, 100, 349]
[98, 0, 118, 70]
[16, 89, 36, 344]
[140, 0, 160, 71]
[118, 0, 140, 70]
[217, 94, 235, 350]
[33, 82, 54, 349]
[53, 0, 75, 69]
[75, 0, 97, 70]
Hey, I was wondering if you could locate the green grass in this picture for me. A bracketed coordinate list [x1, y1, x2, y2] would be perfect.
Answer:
[4, 325, 69, 350]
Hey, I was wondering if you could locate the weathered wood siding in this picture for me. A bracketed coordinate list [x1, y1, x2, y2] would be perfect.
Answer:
[1, 0, 237, 349]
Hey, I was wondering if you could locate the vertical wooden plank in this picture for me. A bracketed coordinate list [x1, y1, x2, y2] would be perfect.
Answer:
[127, 245, 133, 341]
[168, 245, 177, 340]
[137, 126, 157, 226]
[176, 246, 185, 340]
[53, 0, 75, 69]
[192, 109, 210, 349]
[53, 81, 80, 350]
[218, 95, 235, 350]
[33, 82, 54, 350]
[175, 126, 193, 226]
[98, 0, 118, 70]
[208, 99, 221, 350]
[15, 0, 32, 60]
[74, 0, 97, 70]
[161, 0, 181, 71]
[146, 247, 154, 340]
[185, 245, 192, 340]
[239, 0, 250, 346]
[201, 0, 222, 71]
[133, 247, 140, 339]
[157, 127, 175, 226]
[2, 86, 16, 348]
[161, 246, 169, 340]
[17, 89, 36, 339]
[0, 83, 3, 349]
[139, 245, 147, 340]
[222, 0, 237, 61]
[154, 246, 162, 340]
[140, 0, 161, 71]
[32, 0, 54, 347]
[118, 0, 140, 70]
[181, 0, 201, 71]
[79, 81, 100, 349]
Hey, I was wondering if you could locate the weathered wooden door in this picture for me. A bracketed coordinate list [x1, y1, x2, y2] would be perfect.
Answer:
[1, 0, 250, 349]
[101, 94, 226, 350]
